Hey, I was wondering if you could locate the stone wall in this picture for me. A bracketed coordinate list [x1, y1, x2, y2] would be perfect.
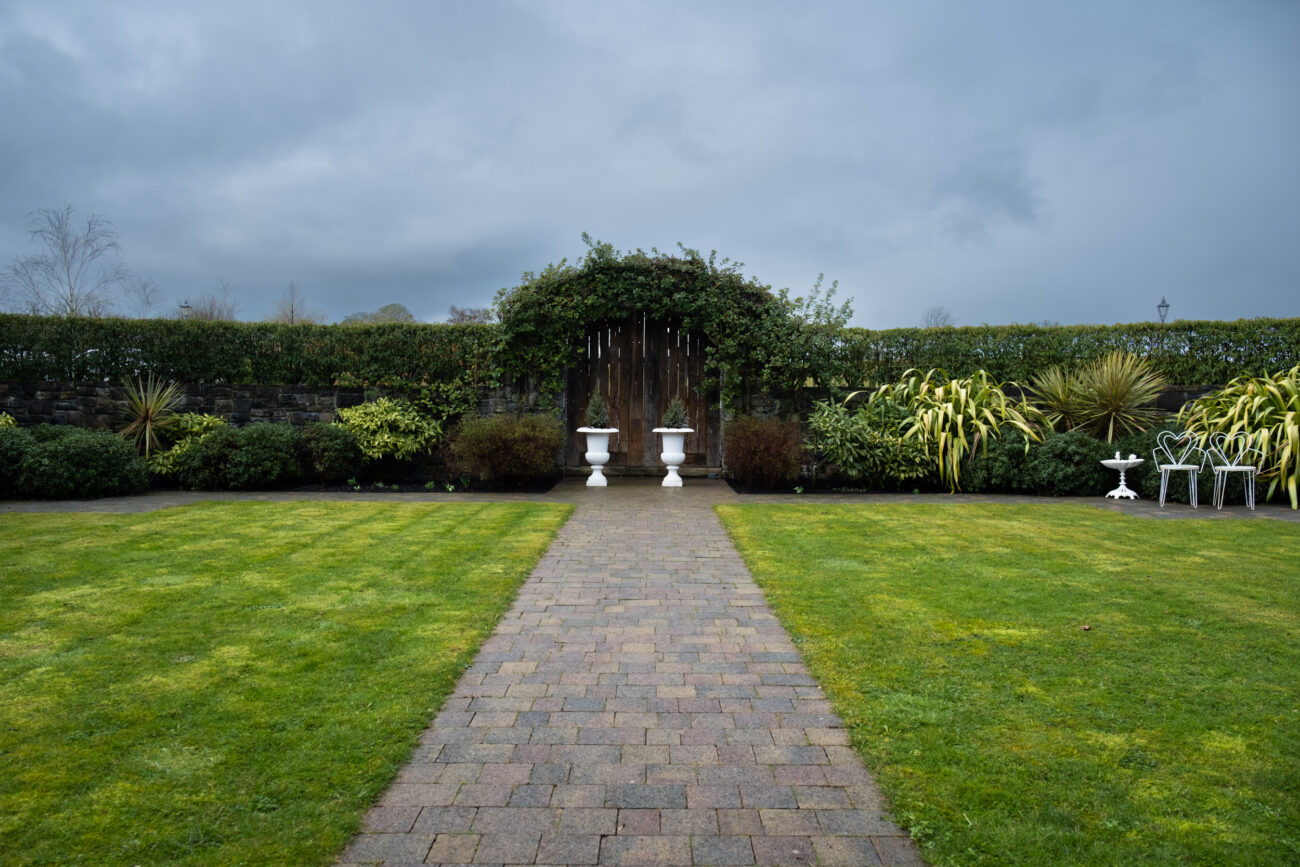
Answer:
[0, 378, 553, 429]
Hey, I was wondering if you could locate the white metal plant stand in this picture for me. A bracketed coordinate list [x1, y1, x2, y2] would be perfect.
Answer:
[1101, 455, 1144, 499]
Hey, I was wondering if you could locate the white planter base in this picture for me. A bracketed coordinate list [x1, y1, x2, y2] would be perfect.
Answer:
[577, 428, 618, 487]
[652, 428, 693, 487]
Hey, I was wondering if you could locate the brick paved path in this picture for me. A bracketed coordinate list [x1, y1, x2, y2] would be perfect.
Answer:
[339, 482, 924, 866]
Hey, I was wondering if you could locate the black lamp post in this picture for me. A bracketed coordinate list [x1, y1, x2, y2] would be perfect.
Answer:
[1156, 296, 1169, 323]
[179, 300, 192, 320]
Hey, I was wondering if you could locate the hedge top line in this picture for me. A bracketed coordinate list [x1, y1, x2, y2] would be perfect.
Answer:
[0, 312, 1297, 391]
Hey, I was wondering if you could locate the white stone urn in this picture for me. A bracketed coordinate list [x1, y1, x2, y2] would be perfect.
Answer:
[577, 427, 618, 486]
[652, 427, 694, 487]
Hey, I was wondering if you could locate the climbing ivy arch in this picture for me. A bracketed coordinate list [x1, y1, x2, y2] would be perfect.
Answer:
[493, 236, 847, 407]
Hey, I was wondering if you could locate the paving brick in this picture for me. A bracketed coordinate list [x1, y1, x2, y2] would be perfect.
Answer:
[336, 482, 921, 866]
[423, 832, 478, 864]
[751, 835, 816, 865]
[362, 806, 420, 833]
[472, 830, 539, 864]
[598, 835, 692, 865]
[691, 835, 756, 865]
[538, 832, 601, 865]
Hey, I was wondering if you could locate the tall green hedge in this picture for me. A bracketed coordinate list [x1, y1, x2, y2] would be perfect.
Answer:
[0, 315, 496, 389]
[1, 313, 1295, 392]
[841, 319, 1300, 386]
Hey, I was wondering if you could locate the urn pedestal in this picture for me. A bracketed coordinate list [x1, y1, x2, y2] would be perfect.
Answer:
[651, 427, 694, 487]
[577, 428, 618, 486]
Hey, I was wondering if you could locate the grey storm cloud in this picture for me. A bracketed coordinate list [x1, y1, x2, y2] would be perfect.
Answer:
[1, 0, 1297, 328]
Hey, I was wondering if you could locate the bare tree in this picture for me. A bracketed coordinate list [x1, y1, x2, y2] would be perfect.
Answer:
[447, 305, 492, 324]
[184, 279, 240, 321]
[922, 305, 954, 328]
[342, 302, 417, 324]
[1, 205, 128, 316]
[124, 276, 163, 318]
[270, 280, 324, 324]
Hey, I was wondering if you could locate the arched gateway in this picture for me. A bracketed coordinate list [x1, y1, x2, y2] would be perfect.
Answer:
[494, 237, 810, 478]
[564, 316, 721, 474]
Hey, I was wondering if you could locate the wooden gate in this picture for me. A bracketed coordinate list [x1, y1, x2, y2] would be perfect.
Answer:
[565, 316, 721, 473]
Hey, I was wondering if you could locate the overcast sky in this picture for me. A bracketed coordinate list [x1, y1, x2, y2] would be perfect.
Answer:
[1, 0, 1297, 328]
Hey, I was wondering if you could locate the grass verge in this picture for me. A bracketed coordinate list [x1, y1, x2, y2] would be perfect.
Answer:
[716, 502, 1299, 866]
[0, 500, 571, 865]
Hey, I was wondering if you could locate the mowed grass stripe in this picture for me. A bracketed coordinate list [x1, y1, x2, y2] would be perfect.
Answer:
[716, 502, 1300, 866]
[0, 500, 571, 866]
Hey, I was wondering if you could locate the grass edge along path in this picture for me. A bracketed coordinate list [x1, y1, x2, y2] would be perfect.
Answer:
[0, 500, 572, 866]
[716, 502, 1300, 867]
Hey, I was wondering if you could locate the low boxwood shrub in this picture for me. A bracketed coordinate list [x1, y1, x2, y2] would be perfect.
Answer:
[0, 426, 35, 496]
[450, 413, 563, 484]
[174, 423, 302, 491]
[298, 422, 363, 483]
[16, 428, 148, 499]
[724, 416, 804, 490]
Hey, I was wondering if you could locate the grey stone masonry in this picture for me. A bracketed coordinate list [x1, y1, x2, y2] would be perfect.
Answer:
[338, 480, 924, 866]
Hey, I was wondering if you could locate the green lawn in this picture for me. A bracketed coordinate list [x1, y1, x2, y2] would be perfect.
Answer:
[0, 500, 571, 866]
[717, 503, 1300, 866]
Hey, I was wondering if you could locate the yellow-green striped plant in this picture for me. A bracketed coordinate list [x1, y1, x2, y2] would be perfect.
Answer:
[1179, 364, 1300, 508]
[875, 368, 1046, 492]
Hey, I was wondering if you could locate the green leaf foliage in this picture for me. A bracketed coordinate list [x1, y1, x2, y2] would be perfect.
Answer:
[0, 314, 496, 392]
[841, 318, 1300, 386]
[492, 236, 852, 403]
[147, 413, 227, 477]
[874, 369, 1047, 492]
[1179, 364, 1300, 508]
[16, 428, 148, 498]
[334, 398, 442, 461]
[173, 423, 302, 491]
[806, 395, 932, 487]
[117, 374, 183, 458]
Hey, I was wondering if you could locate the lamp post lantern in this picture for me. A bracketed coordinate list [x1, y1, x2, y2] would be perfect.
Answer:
[1156, 296, 1169, 323]
[179, 300, 192, 320]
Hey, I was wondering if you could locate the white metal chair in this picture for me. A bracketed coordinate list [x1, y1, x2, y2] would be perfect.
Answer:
[1152, 430, 1206, 508]
[1208, 433, 1261, 510]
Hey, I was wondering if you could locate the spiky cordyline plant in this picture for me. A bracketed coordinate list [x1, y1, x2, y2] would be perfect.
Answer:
[1179, 364, 1299, 509]
[874, 368, 1046, 492]
[1071, 351, 1165, 443]
[1027, 365, 1080, 432]
[118, 375, 183, 458]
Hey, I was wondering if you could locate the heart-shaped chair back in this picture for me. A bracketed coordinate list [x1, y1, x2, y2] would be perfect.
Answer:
[1154, 430, 1199, 467]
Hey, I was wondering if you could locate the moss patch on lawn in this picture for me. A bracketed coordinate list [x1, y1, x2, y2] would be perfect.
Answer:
[717, 502, 1300, 866]
[0, 500, 570, 866]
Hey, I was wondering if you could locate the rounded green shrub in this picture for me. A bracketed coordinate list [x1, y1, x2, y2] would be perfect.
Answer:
[174, 423, 302, 491]
[16, 428, 148, 499]
[298, 422, 363, 483]
[450, 414, 563, 484]
[0, 425, 36, 497]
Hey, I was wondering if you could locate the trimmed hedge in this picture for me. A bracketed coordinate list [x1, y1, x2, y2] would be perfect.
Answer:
[841, 319, 1300, 386]
[2, 314, 1295, 398]
[0, 315, 495, 389]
